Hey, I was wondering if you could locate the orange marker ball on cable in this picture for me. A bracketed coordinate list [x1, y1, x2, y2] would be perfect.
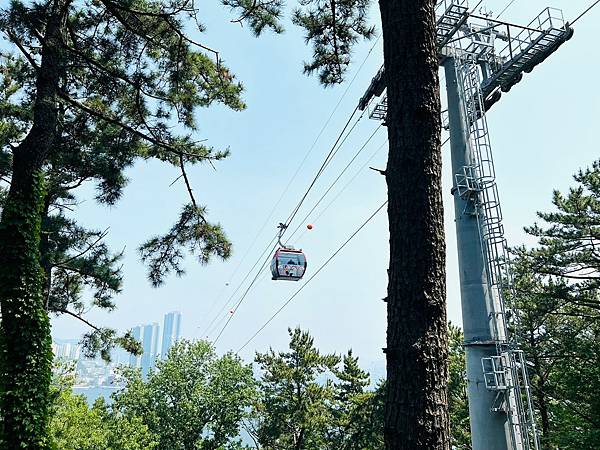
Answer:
[307, 224, 313, 230]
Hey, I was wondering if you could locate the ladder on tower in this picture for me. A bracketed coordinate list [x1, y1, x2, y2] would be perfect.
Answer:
[455, 57, 540, 450]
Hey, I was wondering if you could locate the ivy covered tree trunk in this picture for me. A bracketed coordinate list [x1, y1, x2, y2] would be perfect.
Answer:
[0, 170, 53, 449]
[0, 1, 69, 447]
[378, 0, 450, 448]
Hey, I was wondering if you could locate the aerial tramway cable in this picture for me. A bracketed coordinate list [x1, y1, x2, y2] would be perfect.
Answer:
[205, 111, 362, 339]
[210, 119, 378, 342]
[291, 139, 389, 244]
[571, 0, 600, 25]
[215, 123, 451, 344]
[236, 200, 389, 353]
[282, 106, 362, 230]
[208, 116, 383, 342]
[290, 136, 449, 244]
[496, 0, 517, 19]
[203, 91, 382, 337]
[201, 235, 278, 337]
[285, 124, 384, 241]
[201, 110, 359, 337]
[200, 36, 383, 337]
[202, 107, 359, 338]
[212, 239, 279, 344]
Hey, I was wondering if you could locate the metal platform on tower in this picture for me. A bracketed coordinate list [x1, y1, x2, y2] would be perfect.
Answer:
[359, 2, 573, 121]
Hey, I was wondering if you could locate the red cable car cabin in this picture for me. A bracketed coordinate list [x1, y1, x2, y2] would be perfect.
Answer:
[270, 248, 307, 281]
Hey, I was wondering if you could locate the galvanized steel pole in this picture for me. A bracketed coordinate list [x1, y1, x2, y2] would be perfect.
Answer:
[444, 57, 510, 450]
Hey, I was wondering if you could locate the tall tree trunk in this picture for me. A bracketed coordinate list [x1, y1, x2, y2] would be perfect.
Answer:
[379, 1, 449, 449]
[535, 373, 551, 449]
[528, 333, 551, 448]
[0, 1, 69, 448]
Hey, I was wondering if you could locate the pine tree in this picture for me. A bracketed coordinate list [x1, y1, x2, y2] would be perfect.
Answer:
[330, 350, 384, 450]
[522, 160, 600, 314]
[295, 1, 449, 446]
[0, 1, 255, 445]
[252, 327, 340, 449]
[0, 0, 444, 446]
[0, 52, 144, 359]
[509, 252, 600, 449]
[507, 161, 600, 449]
[447, 324, 470, 450]
[379, 1, 448, 447]
[335, 350, 370, 403]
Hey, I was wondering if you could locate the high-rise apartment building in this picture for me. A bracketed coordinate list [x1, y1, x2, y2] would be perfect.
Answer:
[129, 326, 142, 368]
[160, 311, 181, 360]
[52, 341, 81, 360]
[141, 322, 160, 378]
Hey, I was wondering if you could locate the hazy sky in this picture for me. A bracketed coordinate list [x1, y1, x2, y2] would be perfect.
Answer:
[47, 0, 599, 371]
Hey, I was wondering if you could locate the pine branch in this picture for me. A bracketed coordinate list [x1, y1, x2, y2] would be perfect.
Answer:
[179, 153, 204, 218]
[4, 30, 40, 71]
[98, 0, 221, 60]
[56, 91, 213, 161]
[54, 228, 110, 267]
[54, 308, 101, 331]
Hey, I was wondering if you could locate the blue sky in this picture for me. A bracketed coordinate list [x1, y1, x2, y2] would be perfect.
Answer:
[48, 0, 600, 373]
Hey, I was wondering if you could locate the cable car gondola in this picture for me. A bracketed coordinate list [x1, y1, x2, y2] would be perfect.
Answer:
[271, 224, 307, 281]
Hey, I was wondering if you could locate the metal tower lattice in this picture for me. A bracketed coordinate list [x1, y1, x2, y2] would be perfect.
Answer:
[359, 2, 573, 450]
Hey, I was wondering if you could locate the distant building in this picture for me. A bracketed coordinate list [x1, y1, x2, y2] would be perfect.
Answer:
[129, 326, 142, 368]
[112, 344, 130, 366]
[160, 311, 182, 360]
[53, 341, 81, 360]
[141, 322, 160, 378]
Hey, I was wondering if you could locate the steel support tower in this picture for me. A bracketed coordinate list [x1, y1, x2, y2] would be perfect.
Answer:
[359, 2, 573, 449]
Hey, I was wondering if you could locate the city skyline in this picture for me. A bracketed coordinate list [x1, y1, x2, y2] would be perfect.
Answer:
[52, 311, 182, 385]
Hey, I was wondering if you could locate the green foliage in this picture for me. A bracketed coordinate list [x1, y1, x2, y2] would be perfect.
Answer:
[0, 0, 377, 362]
[509, 253, 600, 449]
[222, 0, 285, 36]
[0, 0, 254, 373]
[50, 359, 78, 399]
[49, 390, 158, 450]
[521, 159, 600, 314]
[80, 328, 143, 362]
[50, 391, 111, 450]
[447, 324, 471, 450]
[249, 328, 386, 450]
[113, 339, 256, 450]
[139, 203, 232, 287]
[507, 161, 600, 449]
[45, 329, 486, 450]
[1, 0, 245, 292]
[329, 350, 384, 450]
[0, 0, 249, 443]
[293, 0, 375, 85]
[44, 216, 123, 312]
[252, 327, 340, 449]
[0, 0, 376, 446]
